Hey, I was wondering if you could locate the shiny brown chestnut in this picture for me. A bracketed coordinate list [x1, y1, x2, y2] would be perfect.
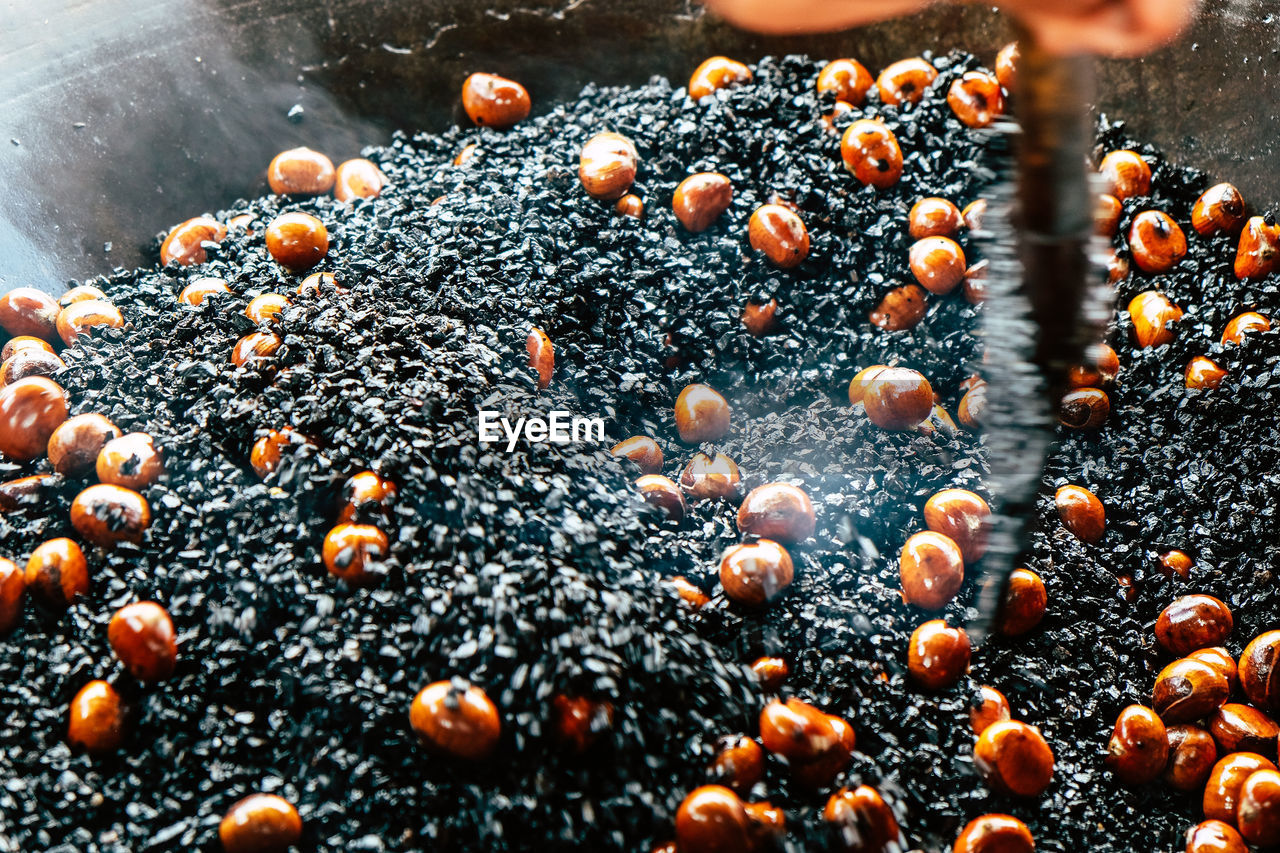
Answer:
[876, 57, 937, 105]
[958, 382, 986, 430]
[1158, 550, 1194, 578]
[909, 197, 963, 240]
[823, 785, 904, 853]
[719, 539, 794, 607]
[1165, 725, 1220, 792]
[847, 364, 887, 406]
[1107, 249, 1130, 283]
[1156, 595, 1233, 657]
[1129, 291, 1183, 348]
[1153, 659, 1230, 724]
[296, 271, 339, 296]
[1185, 819, 1247, 853]
[909, 236, 966, 296]
[461, 73, 531, 128]
[550, 694, 613, 753]
[264, 212, 328, 272]
[96, 432, 164, 489]
[748, 204, 809, 269]
[1186, 357, 1228, 391]
[1240, 631, 1280, 712]
[1066, 343, 1120, 389]
[1234, 216, 1280, 279]
[1193, 183, 1246, 237]
[998, 568, 1047, 636]
[1222, 311, 1270, 346]
[671, 576, 710, 609]
[863, 366, 933, 430]
[0, 474, 55, 513]
[67, 680, 125, 755]
[219, 793, 303, 853]
[610, 436, 663, 475]
[1095, 193, 1123, 238]
[737, 482, 815, 544]
[674, 785, 751, 853]
[841, 120, 903, 190]
[963, 259, 988, 305]
[2, 335, 55, 360]
[953, 814, 1034, 853]
[817, 58, 873, 105]
[759, 698, 854, 787]
[615, 194, 644, 218]
[995, 42, 1020, 90]
[908, 619, 971, 691]
[70, 484, 151, 547]
[1204, 752, 1277, 824]
[178, 277, 229, 307]
[673, 173, 733, 232]
[688, 56, 752, 100]
[267, 146, 336, 196]
[970, 686, 1012, 737]
[974, 720, 1054, 797]
[636, 474, 687, 523]
[674, 383, 730, 443]
[58, 284, 108, 308]
[108, 601, 177, 682]
[410, 680, 500, 760]
[231, 332, 282, 368]
[681, 451, 741, 502]
[336, 471, 397, 524]
[249, 428, 304, 479]
[245, 293, 290, 325]
[334, 158, 386, 202]
[923, 488, 989, 564]
[869, 284, 927, 332]
[0, 347, 64, 385]
[0, 287, 60, 341]
[1191, 648, 1239, 695]
[1106, 704, 1169, 785]
[1237, 768, 1280, 846]
[57, 299, 124, 346]
[947, 71, 1004, 128]
[962, 199, 986, 232]
[1129, 210, 1188, 274]
[742, 298, 778, 336]
[1209, 705, 1279, 759]
[0, 375, 68, 460]
[751, 656, 788, 692]
[526, 327, 554, 390]
[899, 531, 964, 610]
[322, 524, 388, 585]
[578, 132, 639, 201]
[24, 537, 88, 608]
[159, 216, 227, 267]
[453, 144, 478, 167]
[1099, 149, 1152, 200]
[1059, 387, 1109, 430]
[1055, 484, 1105, 543]
[0, 558, 23, 634]
[708, 735, 765, 795]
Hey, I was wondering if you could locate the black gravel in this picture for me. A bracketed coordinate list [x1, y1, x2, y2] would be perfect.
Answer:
[1, 51, 1275, 853]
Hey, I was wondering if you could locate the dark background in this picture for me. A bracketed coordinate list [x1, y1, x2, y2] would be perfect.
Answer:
[0, 0, 1276, 291]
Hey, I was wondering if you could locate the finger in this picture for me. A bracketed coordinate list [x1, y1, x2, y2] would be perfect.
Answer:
[1017, 0, 1198, 58]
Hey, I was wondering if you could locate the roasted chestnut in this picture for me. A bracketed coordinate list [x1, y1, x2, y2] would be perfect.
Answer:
[71, 484, 151, 547]
[1153, 658, 1229, 724]
[461, 73, 531, 128]
[751, 656, 789, 692]
[688, 56, 752, 100]
[245, 293, 290, 325]
[0, 347, 64, 385]
[637, 474, 687, 523]
[1129, 210, 1187, 274]
[1221, 311, 1270, 346]
[264, 212, 328, 272]
[1054, 484, 1105, 543]
[947, 71, 1004, 128]
[0, 287, 60, 341]
[823, 785, 904, 853]
[708, 735, 765, 795]
[1234, 216, 1280, 279]
[1240, 631, 1280, 712]
[907, 619, 971, 691]
[862, 366, 933, 430]
[719, 539, 794, 607]
[108, 601, 177, 682]
[876, 57, 937, 105]
[334, 158, 386, 202]
[1204, 752, 1277, 824]
[1156, 595, 1233, 657]
[909, 197, 963, 240]
[737, 482, 815, 543]
[1059, 387, 1109, 430]
[681, 451, 740, 502]
[1129, 291, 1183, 348]
[610, 436, 663, 474]
[1237, 768, 1280, 847]
[970, 686, 1012, 737]
[1186, 357, 1228, 391]
[267, 146, 336, 196]
[953, 814, 1034, 853]
[1099, 150, 1152, 201]
[1209, 704, 1279, 759]
[67, 679, 125, 755]
[841, 120, 903, 190]
[899, 531, 964, 610]
[674, 383, 731, 443]
[923, 488, 989, 564]
[674, 785, 750, 853]
[998, 568, 1047, 636]
[1164, 724, 1219, 791]
[231, 331, 282, 368]
[1185, 819, 1247, 853]
[973, 720, 1054, 797]
[742, 298, 779, 336]
[410, 680, 501, 760]
[0, 375, 68, 461]
[673, 172, 733, 232]
[56, 299, 124, 346]
[615, 193, 644, 218]
[748, 204, 810, 268]
[159, 216, 227, 267]
[322, 523, 389, 585]
[0, 558, 23, 634]
[869, 284, 927, 332]
[218, 793, 303, 853]
[1193, 183, 1246, 237]
[526, 327, 554, 390]
[578, 132, 639, 201]
[24, 537, 89, 608]
[550, 694, 614, 753]
[909, 236, 966, 295]
[178, 276, 229, 307]
[1106, 704, 1172, 785]
[816, 58, 873, 106]
[96, 432, 164, 489]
